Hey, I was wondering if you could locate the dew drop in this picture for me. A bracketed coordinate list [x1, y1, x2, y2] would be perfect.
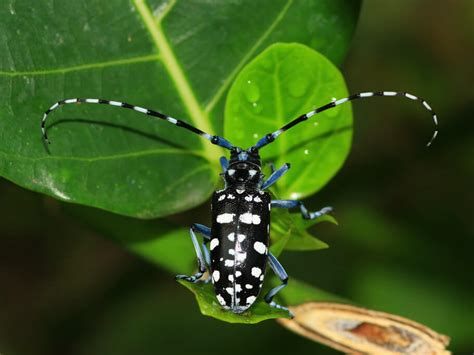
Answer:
[288, 77, 310, 98]
[251, 101, 263, 114]
[290, 192, 301, 199]
[244, 79, 260, 103]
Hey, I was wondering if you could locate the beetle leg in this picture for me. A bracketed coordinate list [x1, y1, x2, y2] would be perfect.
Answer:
[176, 224, 211, 283]
[271, 200, 333, 220]
[219, 156, 229, 173]
[267, 161, 276, 173]
[261, 163, 290, 190]
[264, 252, 294, 317]
[201, 240, 212, 284]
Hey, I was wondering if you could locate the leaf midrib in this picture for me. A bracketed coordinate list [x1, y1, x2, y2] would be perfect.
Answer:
[133, 0, 221, 162]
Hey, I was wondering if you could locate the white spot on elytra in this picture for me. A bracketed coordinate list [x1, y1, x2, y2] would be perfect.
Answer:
[260, 275, 264, 281]
[236, 189, 244, 194]
[228, 169, 235, 175]
[253, 241, 266, 254]
[245, 284, 253, 289]
[227, 233, 235, 241]
[253, 196, 262, 203]
[251, 267, 262, 278]
[216, 294, 226, 306]
[225, 259, 234, 267]
[237, 234, 246, 242]
[249, 170, 257, 177]
[228, 275, 234, 282]
[236, 271, 242, 277]
[229, 249, 235, 255]
[218, 194, 225, 201]
[212, 270, 220, 282]
[227, 194, 235, 199]
[239, 213, 261, 225]
[245, 195, 253, 202]
[217, 213, 234, 224]
[235, 284, 242, 292]
[226, 287, 233, 295]
[210, 238, 219, 251]
[246, 296, 256, 305]
[236, 252, 247, 263]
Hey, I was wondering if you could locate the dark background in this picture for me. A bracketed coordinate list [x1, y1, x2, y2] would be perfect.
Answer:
[1, 1, 473, 354]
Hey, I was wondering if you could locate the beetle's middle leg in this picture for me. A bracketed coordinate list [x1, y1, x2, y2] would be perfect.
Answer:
[271, 200, 333, 220]
[176, 223, 211, 283]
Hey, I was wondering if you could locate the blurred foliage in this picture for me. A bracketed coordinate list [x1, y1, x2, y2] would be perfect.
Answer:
[1, 0, 473, 354]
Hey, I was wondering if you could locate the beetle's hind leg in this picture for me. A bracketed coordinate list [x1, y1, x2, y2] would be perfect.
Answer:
[264, 252, 294, 317]
[176, 224, 211, 283]
[271, 200, 333, 220]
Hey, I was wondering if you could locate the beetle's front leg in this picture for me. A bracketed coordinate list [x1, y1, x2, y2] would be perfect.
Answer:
[271, 200, 333, 220]
[176, 223, 211, 283]
[261, 163, 290, 190]
[219, 156, 229, 173]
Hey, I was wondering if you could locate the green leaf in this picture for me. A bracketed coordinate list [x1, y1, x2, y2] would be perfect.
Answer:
[0, 0, 360, 218]
[271, 207, 332, 254]
[177, 280, 291, 324]
[225, 43, 352, 200]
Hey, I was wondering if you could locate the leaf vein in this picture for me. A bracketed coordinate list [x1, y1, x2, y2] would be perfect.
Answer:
[0, 54, 161, 77]
[204, 0, 293, 114]
[0, 148, 204, 163]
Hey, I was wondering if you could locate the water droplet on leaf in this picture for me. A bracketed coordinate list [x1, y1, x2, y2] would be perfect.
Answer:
[244, 80, 260, 103]
[251, 101, 262, 114]
[288, 76, 310, 98]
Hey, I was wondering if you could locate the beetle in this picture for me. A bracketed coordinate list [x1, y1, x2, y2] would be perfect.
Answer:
[41, 90, 437, 314]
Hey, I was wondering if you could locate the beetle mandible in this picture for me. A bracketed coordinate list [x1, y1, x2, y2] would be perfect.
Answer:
[41, 90, 437, 314]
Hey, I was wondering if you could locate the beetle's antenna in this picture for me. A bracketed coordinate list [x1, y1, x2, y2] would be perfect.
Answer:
[41, 98, 235, 150]
[252, 91, 438, 150]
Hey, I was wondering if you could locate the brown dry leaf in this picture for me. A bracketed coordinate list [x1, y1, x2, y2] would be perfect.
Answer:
[278, 302, 450, 354]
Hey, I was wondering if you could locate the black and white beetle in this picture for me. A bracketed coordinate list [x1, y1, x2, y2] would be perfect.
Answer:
[41, 91, 437, 314]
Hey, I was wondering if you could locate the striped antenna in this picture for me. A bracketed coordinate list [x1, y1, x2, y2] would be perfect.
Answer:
[41, 98, 235, 150]
[252, 91, 438, 150]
